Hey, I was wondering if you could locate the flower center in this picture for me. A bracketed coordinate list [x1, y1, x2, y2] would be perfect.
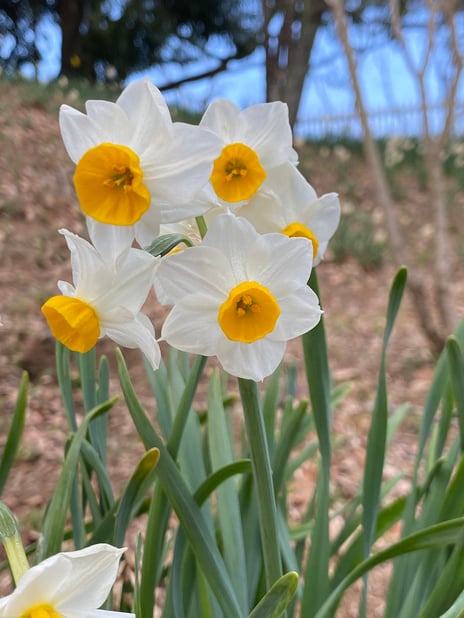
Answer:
[281, 222, 319, 259]
[218, 281, 280, 343]
[21, 604, 63, 618]
[210, 143, 266, 202]
[73, 142, 150, 226]
[41, 296, 100, 353]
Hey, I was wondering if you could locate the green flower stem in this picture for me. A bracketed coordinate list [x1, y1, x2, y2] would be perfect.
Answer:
[238, 377, 282, 589]
[0, 503, 29, 585]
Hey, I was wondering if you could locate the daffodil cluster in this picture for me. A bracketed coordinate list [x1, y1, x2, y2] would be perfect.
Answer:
[42, 78, 340, 381]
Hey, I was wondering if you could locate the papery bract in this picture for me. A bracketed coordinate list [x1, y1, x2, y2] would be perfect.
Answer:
[154, 214, 322, 381]
[0, 544, 134, 617]
[41, 229, 160, 368]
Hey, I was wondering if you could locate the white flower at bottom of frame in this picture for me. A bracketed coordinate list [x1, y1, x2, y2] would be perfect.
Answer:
[41, 229, 160, 369]
[154, 214, 322, 381]
[235, 162, 341, 265]
[0, 543, 134, 618]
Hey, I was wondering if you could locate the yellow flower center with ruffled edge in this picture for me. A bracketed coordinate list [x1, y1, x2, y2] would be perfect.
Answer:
[73, 142, 150, 226]
[210, 143, 266, 202]
[281, 222, 319, 259]
[21, 603, 63, 618]
[41, 296, 100, 353]
[218, 281, 280, 343]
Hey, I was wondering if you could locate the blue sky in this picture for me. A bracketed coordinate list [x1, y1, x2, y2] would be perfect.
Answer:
[20, 7, 464, 137]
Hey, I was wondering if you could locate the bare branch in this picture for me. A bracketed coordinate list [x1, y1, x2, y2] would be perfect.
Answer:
[330, 0, 449, 352]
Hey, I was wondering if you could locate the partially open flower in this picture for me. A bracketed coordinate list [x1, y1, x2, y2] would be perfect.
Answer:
[0, 543, 134, 617]
[154, 214, 322, 381]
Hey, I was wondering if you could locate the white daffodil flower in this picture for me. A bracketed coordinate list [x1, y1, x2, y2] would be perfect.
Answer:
[0, 543, 134, 617]
[235, 162, 341, 264]
[41, 229, 160, 368]
[59, 78, 222, 245]
[199, 98, 298, 206]
[154, 214, 322, 381]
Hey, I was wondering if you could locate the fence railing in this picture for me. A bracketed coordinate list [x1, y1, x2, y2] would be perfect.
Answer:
[295, 101, 464, 140]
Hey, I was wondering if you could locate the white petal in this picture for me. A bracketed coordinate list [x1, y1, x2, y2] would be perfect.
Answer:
[56, 544, 126, 609]
[105, 314, 161, 369]
[216, 337, 286, 381]
[84, 99, 131, 143]
[302, 193, 341, 243]
[59, 105, 104, 162]
[161, 295, 221, 356]
[202, 214, 258, 283]
[142, 123, 221, 204]
[199, 98, 241, 142]
[246, 233, 313, 296]
[0, 545, 125, 615]
[0, 555, 72, 616]
[241, 102, 298, 168]
[269, 286, 322, 341]
[86, 218, 135, 267]
[96, 249, 157, 315]
[234, 188, 285, 234]
[266, 164, 318, 221]
[154, 245, 230, 304]
[57, 280, 75, 296]
[59, 229, 106, 295]
[135, 205, 161, 248]
[117, 79, 172, 132]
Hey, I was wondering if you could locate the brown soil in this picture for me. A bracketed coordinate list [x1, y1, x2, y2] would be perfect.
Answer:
[0, 81, 463, 615]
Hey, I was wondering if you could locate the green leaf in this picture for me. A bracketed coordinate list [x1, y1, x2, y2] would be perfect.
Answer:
[315, 517, 464, 618]
[116, 350, 242, 618]
[113, 448, 160, 547]
[0, 371, 28, 496]
[208, 370, 248, 614]
[248, 571, 299, 618]
[55, 342, 76, 431]
[144, 233, 194, 257]
[37, 397, 117, 561]
[419, 530, 464, 618]
[446, 336, 464, 451]
[360, 267, 407, 614]
[301, 269, 332, 617]
[239, 377, 282, 590]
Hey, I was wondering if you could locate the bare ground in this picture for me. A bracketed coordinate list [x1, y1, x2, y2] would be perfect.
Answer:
[0, 81, 463, 615]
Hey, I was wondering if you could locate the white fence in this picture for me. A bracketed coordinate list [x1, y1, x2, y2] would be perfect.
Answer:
[295, 102, 464, 140]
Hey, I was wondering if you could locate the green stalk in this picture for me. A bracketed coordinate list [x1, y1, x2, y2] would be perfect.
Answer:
[238, 377, 282, 590]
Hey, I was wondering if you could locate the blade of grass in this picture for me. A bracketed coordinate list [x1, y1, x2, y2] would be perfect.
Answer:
[37, 397, 117, 561]
[360, 267, 407, 613]
[0, 371, 28, 496]
[301, 268, 332, 617]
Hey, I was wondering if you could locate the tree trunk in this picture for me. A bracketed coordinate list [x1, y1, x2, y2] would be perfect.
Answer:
[58, 0, 86, 77]
[262, 0, 327, 127]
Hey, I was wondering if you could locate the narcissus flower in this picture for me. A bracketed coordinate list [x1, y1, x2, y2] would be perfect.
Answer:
[200, 99, 298, 205]
[0, 543, 134, 617]
[41, 229, 160, 368]
[235, 163, 341, 264]
[154, 214, 322, 381]
[59, 79, 221, 245]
